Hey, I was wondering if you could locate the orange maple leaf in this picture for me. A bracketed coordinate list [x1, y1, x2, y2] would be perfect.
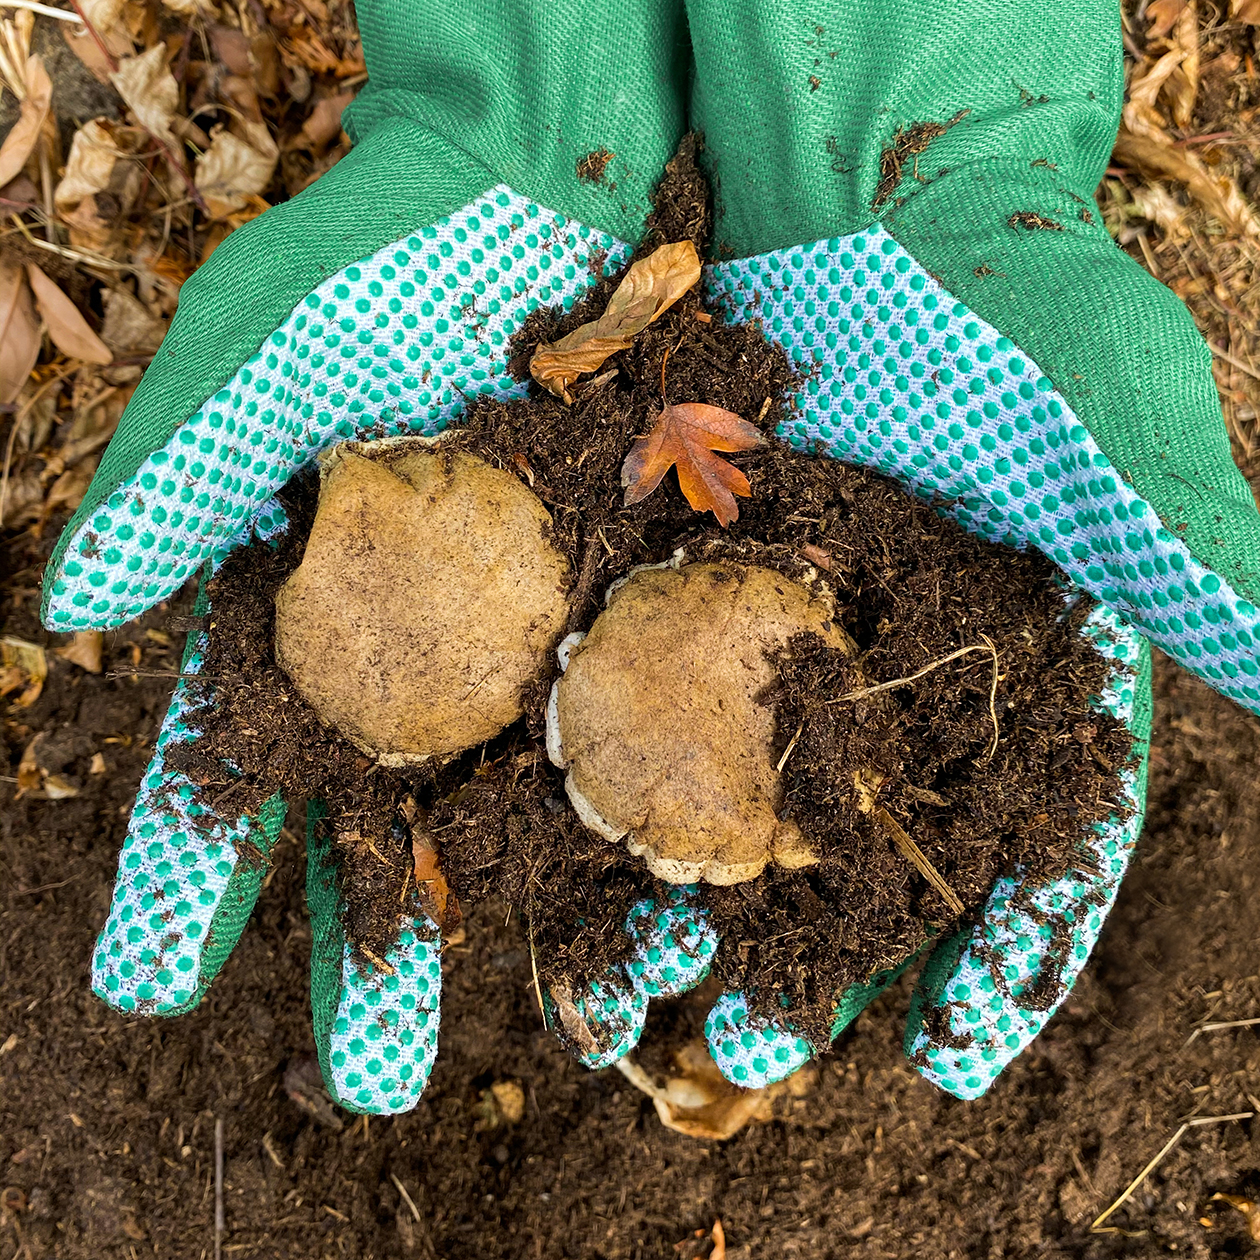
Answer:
[621, 402, 762, 527]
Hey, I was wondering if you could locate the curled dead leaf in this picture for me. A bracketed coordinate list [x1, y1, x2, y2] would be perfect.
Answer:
[110, 46, 181, 163]
[195, 127, 279, 219]
[43, 775, 80, 800]
[16, 733, 44, 798]
[530, 241, 701, 402]
[1147, 0, 1189, 38]
[55, 630, 103, 674]
[25, 264, 112, 365]
[0, 53, 51, 189]
[621, 401, 762, 526]
[1113, 128, 1260, 239]
[411, 827, 458, 932]
[0, 637, 47, 706]
[55, 119, 124, 211]
[0, 259, 40, 406]
[1231, 0, 1260, 23]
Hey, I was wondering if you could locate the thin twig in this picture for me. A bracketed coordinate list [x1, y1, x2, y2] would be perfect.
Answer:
[979, 633, 1000, 762]
[67, 0, 115, 69]
[775, 722, 804, 773]
[360, 945, 396, 977]
[826, 640, 1002, 759]
[1184, 1016, 1260, 1047]
[1209, 341, 1260, 384]
[15, 875, 77, 895]
[874, 807, 965, 915]
[526, 912, 545, 1019]
[8, 212, 135, 269]
[1091, 1112, 1254, 1233]
[213, 1117, 224, 1260]
[0, 0, 83, 21]
[390, 1174, 422, 1224]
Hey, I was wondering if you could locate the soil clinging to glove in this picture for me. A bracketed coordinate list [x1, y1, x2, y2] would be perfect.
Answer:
[174, 140, 1136, 1043]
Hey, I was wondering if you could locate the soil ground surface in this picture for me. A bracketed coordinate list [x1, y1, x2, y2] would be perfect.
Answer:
[5, 2, 1260, 1256]
[5, 520, 1260, 1260]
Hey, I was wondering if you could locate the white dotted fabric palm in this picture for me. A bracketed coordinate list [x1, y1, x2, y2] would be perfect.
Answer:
[705, 228, 1258, 706]
[44, 187, 627, 631]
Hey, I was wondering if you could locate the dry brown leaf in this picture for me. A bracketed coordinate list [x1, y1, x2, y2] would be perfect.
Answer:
[0, 637, 47, 707]
[621, 402, 762, 527]
[1113, 128, 1260, 238]
[709, 1221, 726, 1260]
[1211, 1193, 1260, 1239]
[1126, 48, 1188, 137]
[299, 91, 354, 150]
[530, 241, 701, 401]
[412, 828, 458, 932]
[61, 6, 132, 85]
[1166, 1, 1200, 131]
[615, 1042, 776, 1141]
[100, 285, 168, 355]
[0, 259, 40, 406]
[279, 28, 365, 78]
[161, 0, 218, 14]
[547, 983, 603, 1060]
[25, 264, 112, 365]
[43, 774, 79, 800]
[55, 630, 103, 674]
[0, 54, 51, 189]
[1148, 0, 1189, 38]
[110, 46, 181, 162]
[1231, 0, 1260, 22]
[55, 118, 124, 210]
[195, 127, 279, 219]
[15, 733, 44, 798]
[1129, 181, 1191, 238]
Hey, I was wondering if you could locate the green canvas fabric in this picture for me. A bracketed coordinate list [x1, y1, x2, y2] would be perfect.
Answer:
[41, 0, 688, 624]
[685, 0, 1260, 616]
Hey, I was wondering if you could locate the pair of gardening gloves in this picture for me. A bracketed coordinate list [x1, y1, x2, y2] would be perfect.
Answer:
[41, 0, 1260, 1114]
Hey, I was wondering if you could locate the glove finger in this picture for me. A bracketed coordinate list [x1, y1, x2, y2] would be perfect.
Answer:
[905, 603, 1151, 1099]
[92, 627, 285, 1015]
[704, 956, 917, 1089]
[545, 885, 718, 1070]
[44, 179, 629, 633]
[306, 804, 442, 1115]
[705, 233, 1260, 716]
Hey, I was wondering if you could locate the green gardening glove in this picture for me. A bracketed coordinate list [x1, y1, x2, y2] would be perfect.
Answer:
[673, 0, 1252, 1095]
[39, 0, 693, 1114]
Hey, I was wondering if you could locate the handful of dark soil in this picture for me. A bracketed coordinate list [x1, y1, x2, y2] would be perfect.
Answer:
[171, 143, 1135, 1045]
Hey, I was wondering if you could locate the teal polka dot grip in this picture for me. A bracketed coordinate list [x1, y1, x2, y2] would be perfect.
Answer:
[90, 632, 285, 1015]
[904, 602, 1149, 1099]
[706, 226, 1260, 711]
[91, 509, 290, 1017]
[546, 887, 717, 1070]
[323, 922, 443, 1113]
[44, 187, 627, 631]
[703, 603, 1146, 1094]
